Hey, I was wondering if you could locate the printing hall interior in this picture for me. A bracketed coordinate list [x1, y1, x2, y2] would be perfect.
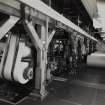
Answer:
[0, 0, 105, 105]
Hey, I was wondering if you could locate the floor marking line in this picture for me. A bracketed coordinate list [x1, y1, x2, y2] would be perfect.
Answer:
[0, 98, 15, 105]
[60, 99, 82, 105]
[91, 90, 97, 105]
[70, 80, 105, 90]
[15, 96, 29, 105]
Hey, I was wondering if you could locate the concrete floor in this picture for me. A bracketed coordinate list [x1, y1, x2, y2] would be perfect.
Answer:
[1, 66, 105, 105]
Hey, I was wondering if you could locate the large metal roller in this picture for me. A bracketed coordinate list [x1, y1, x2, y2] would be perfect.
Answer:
[13, 42, 33, 84]
[0, 34, 33, 84]
[87, 51, 105, 67]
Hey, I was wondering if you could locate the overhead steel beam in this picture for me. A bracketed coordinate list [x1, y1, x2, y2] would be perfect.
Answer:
[0, 15, 19, 40]
[17, 0, 98, 42]
[0, 0, 99, 42]
[0, 0, 48, 25]
[0, 0, 20, 17]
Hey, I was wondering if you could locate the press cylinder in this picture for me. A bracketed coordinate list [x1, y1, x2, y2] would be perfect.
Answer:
[0, 35, 33, 84]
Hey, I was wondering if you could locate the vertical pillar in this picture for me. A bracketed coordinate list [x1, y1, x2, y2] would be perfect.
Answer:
[35, 22, 48, 100]
[24, 17, 49, 99]
[40, 24, 48, 99]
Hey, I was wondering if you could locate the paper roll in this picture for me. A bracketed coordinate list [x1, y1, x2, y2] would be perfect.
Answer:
[87, 51, 105, 67]
[0, 33, 33, 84]
[2, 34, 33, 84]
[13, 42, 32, 84]
[4, 35, 18, 80]
[0, 42, 9, 78]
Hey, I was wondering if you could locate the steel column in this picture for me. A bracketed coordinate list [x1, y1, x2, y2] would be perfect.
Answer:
[24, 19, 49, 99]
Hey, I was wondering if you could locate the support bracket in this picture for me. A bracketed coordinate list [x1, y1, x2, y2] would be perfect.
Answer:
[24, 20, 43, 49]
[0, 15, 19, 40]
[48, 30, 56, 47]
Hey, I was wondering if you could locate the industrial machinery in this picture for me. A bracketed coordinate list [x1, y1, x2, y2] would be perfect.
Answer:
[47, 29, 97, 81]
[0, 28, 36, 103]
[0, 33, 33, 84]
[0, 0, 101, 104]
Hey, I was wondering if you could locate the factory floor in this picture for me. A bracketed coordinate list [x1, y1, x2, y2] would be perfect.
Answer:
[1, 66, 105, 105]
